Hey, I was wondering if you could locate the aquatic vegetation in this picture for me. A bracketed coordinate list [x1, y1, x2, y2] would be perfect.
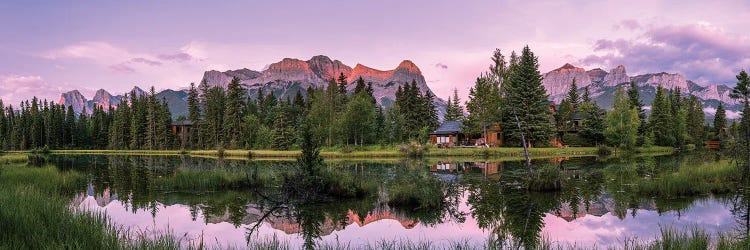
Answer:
[634, 160, 739, 198]
[527, 164, 563, 191]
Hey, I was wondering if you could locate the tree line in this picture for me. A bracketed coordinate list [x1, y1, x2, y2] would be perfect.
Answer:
[0, 74, 439, 150]
[1, 46, 749, 154]
[442, 46, 750, 151]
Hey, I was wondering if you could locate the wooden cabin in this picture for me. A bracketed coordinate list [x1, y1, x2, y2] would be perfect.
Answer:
[171, 120, 193, 148]
[429, 121, 463, 147]
[429, 121, 502, 147]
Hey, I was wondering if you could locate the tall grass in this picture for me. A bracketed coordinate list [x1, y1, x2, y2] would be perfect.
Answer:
[635, 160, 739, 198]
[0, 159, 195, 249]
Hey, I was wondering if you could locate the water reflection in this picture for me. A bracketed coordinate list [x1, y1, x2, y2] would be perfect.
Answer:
[54, 154, 745, 249]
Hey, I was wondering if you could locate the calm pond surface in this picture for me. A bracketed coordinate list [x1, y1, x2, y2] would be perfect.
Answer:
[47, 154, 745, 249]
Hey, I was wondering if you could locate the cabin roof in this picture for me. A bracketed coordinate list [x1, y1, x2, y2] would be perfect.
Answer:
[431, 121, 462, 135]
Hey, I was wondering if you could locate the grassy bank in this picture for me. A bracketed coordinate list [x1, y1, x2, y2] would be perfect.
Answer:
[0, 154, 183, 249]
[37, 146, 674, 159]
[634, 160, 741, 198]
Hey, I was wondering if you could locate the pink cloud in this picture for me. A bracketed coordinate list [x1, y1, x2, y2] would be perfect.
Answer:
[0, 75, 78, 106]
[108, 63, 136, 73]
[130, 57, 162, 66]
[157, 52, 192, 62]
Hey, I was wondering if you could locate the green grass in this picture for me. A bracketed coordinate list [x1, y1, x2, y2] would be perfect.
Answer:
[635, 160, 740, 198]
[0, 159, 186, 249]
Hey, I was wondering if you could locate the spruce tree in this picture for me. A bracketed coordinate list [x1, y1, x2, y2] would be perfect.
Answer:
[567, 79, 580, 109]
[186, 82, 201, 148]
[627, 81, 647, 146]
[271, 99, 291, 150]
[685, 95, 705, 145]
[730, 70, 750, 169]
[504, 46, 555, 147]
[713, 102, 727, 140]
[224, 77, 245, 148]
[650, 86, 674, 146]
[444, 88, 464, 121]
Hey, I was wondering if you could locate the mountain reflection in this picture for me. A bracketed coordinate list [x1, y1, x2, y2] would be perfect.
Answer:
[60, 154, 742, 249]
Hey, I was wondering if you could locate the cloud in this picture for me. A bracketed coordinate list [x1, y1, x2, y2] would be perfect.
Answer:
[108, 63, 136, 73]
[0, 75, 78, 106]
[434, 62, 448, 69]
[157, 52, 193, 62]
[614, 19, 641, 30]
[580, 22, 750, 85]
[130, 57, 162, 66]
[41, 41, 197, 74]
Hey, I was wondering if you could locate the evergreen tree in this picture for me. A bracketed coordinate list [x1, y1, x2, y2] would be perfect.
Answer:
[605, 86, 640, 149]
[444, 88, 464, 121]
[578, 100, 606, 146]
[271, 100, 291, 150]
[567, 79, 580, 109]
[582, 86, 591, 103]
[503, 46, 555, 147]
[627, 81, 647, 146]
[204, 86, 226, 148]
[685, 95, 706, 145]
[224, 77, 245, 148]
[650, 86, 674, 146]
[714, 102, 727, 140]
[187, 82, 201, 149]
[730, 69, 750, 169]
[464, 76, 501, 144]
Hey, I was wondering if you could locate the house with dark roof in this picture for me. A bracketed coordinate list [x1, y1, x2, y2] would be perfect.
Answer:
[429, 121, 463, 147]
[429, 121, 502, 147]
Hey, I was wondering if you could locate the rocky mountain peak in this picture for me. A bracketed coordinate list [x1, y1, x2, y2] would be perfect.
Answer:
[395, 60, 421, 74]
[130, 86, 146, 97]
[307, 55, 352, 81]
[553, 63, 585, 73]
[59, 90, 88, 114]
[603, 65, 629, 86]
[92, 89, 120, 110]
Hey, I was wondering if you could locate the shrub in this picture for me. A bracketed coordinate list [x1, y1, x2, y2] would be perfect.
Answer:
[527, 164, 562, 191]
[398, 142, 430, 158]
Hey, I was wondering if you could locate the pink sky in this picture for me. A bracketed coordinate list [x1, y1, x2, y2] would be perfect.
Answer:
[1, 1, 749, 106]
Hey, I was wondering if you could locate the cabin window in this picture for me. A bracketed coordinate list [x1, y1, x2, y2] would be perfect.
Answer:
[438, 136, 450, 143]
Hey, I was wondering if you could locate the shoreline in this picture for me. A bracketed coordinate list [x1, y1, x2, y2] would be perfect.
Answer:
[4, 146, 674, 159]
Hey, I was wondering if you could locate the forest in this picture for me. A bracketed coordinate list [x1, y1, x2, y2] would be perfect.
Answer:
[0, 46, 749, 154]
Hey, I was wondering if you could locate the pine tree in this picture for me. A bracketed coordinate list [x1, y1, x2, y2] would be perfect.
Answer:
[578, 100, 606, 146]
[730, 69, 750, 169]
[204, 86, 226, 148]
[685, 95, 706, 145]
[224, 77, 245, 148]
[582, 86, 591, 103]
[187, 82, 201, 149]
[567, 79, 580, 109]
[271, 99, 291, 150]
[650, 86, 674, 146]
[503, 46, 555, 147]
[714, 102, 727, 140]
[627, 81, 647, 146]
[145, 87, 158, 150]
[444, 88, 464, 121]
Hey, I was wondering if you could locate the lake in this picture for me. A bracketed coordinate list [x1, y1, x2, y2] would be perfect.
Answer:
[47, 153, 744, 249]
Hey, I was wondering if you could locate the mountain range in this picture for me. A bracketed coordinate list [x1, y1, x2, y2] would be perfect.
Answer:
[541, 63, 741, 117]
[57, 56, 742, 120]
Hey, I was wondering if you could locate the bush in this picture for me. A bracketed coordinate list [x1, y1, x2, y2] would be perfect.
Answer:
[527, 164, 562, 191]
[398, 142, 430, 158]
[597, 145, 612, 156]
[30, 146, 50, 154]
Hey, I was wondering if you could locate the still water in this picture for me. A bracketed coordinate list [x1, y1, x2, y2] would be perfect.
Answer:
[48, 154, 742, 249]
